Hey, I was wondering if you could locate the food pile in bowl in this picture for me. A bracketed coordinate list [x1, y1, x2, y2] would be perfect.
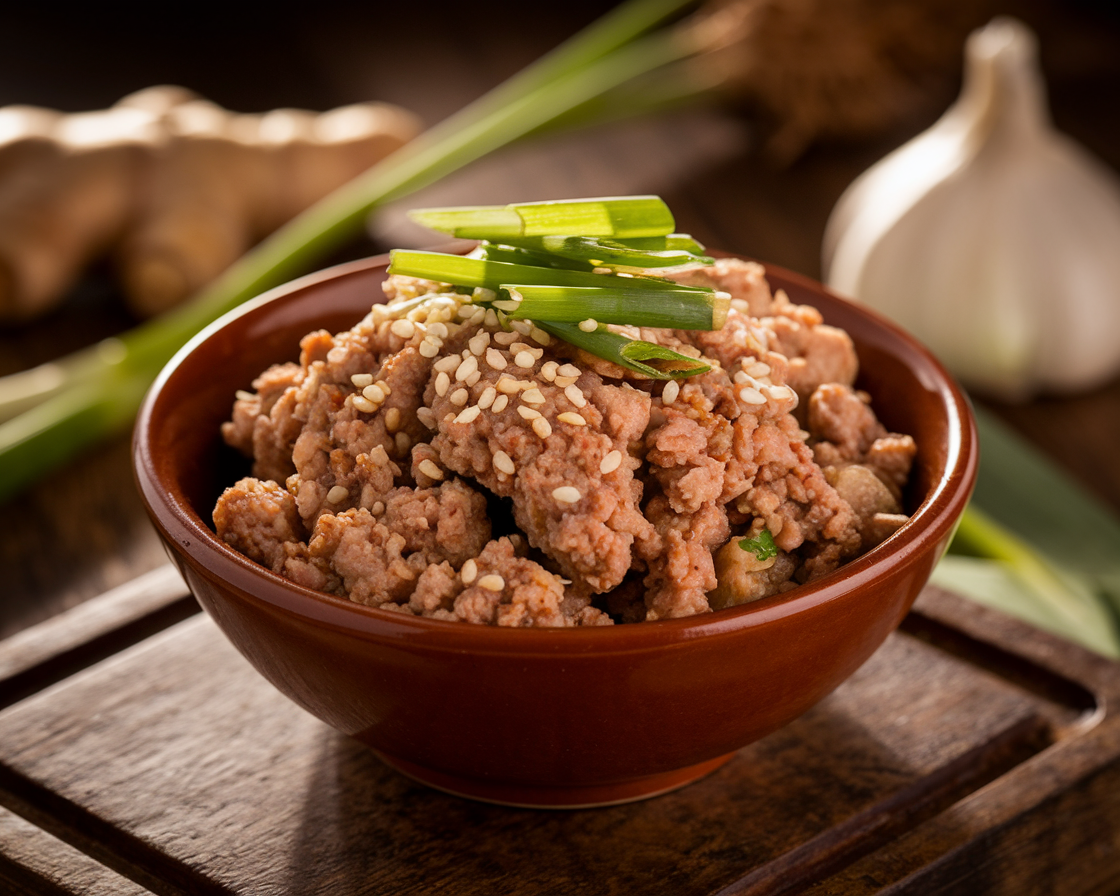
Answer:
[213, 195, 916, 626]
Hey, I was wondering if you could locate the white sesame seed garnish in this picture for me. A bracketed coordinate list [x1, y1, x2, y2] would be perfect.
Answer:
[464, 371, 481, 387]
[235, 389, 255, 402]
[530, 327, 551, 346]
[435, 371, 450, 397]
[376, 380, 391, 396]
[461, 559, 478, 584]
[485, 347, 507, 370]
[395, 432, 412, 455]
[511, 320, 532, 336]
[417, 407, 436, 429]
[327, 485, 349, 504]
[662, 380, 680, 404]
[739, 386, 767, 405]
[418, 459, 444, 481]
[553, 375, 579, 388]
[390, 319, 415, 339]
[455, 355, 478, 382]
[563, 384, 586, 408]
[473, 286, 497, 303]
[491, 394, 509, 413]
[496, 376, 521, 394]
[552, 486, 580, 504]
[371, 501, 385, 515]
[450, 388, 469, 406]
[493, 450, 515, 475]
[478, 574, 505, 592]
[514, 350, 536, 369]
[558, 364, 580, 378]
[469, 332, 490, 355]
[493, 331, 517, 345]
[428, 321, 449, 339]
[477, 387, 497, 410]
[385, 407, 401, 433]
[517, 406, 541, 420]
[327, 346, 348, 364]
[469, 307, 486, 326]
[363, 384, 385, 403]
[733, 370, 750, 384]
[352, 395, 376, 413]
[419, 340, 440, 358]
[541, 361, 558, 382]
[600, 450, 623, 474]
[351, 373, 373, 388]
[557, 412, 586, 426]
[532, 417, 552, 439]
[484, 309, 500, 328]
[434, 355, 459, 373]
[578, 318, 598, 332]
[454, 405, 481, 424]
[521, 388, 546, 405]
[493, 300, 520, 312]
[749, 362, 771, 377]
[370, 444, 390, 465]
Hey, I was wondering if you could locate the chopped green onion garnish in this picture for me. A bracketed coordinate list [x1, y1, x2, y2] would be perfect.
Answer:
[504, 234, 713, 269]
[738, 529, 778, 561]
[388, 249, 703, 294]
[500, 284, 728, 330]
[536, 321, 710, 380]
[477, 242, 593, 271]
[617, 234, 709, 255]
[407, 195, 674, 239]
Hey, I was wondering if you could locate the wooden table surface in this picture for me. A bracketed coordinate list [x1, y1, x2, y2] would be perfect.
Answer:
[1, 2, 1119, 893]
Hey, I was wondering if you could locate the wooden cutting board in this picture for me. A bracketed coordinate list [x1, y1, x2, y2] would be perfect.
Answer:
[1, 568, 1118, 896]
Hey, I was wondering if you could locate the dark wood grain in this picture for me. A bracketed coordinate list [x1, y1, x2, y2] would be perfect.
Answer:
[0, 583, 1114, 896]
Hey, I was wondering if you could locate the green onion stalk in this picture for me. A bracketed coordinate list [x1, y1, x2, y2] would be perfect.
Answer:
[0, 0, 720, 502]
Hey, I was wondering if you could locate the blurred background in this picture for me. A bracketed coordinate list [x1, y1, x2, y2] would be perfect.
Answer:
[2, 0, 1119, 638]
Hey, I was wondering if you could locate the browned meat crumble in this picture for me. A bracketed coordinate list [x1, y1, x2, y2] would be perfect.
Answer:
[214, 258, 915, 626]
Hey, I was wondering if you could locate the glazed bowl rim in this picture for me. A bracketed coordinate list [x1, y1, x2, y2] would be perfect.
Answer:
[134, 252, 977, 656]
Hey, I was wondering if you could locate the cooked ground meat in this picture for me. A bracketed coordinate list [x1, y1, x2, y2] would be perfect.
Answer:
[213, 259, 915, 625]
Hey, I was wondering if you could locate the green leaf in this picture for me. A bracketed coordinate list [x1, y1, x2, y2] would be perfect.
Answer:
[537, 321, 710, 379]
[499, 283, 727, 330]
[502, 233, 713, 269]
[738, 529, 778, 562]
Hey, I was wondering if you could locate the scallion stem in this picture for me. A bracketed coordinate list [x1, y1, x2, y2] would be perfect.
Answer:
[501, 283, 727, 329]
[537, 321, 710, 379]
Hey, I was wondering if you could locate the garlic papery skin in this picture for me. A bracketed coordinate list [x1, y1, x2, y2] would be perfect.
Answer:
[822, 17, 1120, 402]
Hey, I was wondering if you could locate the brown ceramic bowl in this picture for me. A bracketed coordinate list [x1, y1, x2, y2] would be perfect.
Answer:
[133, 254, 976, 808]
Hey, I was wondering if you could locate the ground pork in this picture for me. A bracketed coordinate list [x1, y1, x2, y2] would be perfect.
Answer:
[214, 258, 915, 624]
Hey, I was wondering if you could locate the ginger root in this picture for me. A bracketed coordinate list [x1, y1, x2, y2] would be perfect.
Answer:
[0, 86, 420, 321]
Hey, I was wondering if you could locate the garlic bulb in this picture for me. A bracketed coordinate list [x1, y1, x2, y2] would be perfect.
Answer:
[822, 17, 1120, 401]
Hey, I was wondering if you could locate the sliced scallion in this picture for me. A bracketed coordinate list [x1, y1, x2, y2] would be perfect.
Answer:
[537, 321, 710, 379]
[500, 284, 728, 330]
[504, 234, 713, 269]
[477, 242, 593, 271]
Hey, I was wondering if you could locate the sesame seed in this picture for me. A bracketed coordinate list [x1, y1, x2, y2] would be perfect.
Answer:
[352, 395, 376, 413]
[327, 346, 348, 364]
[455, 356, 478, 382]
[557, 412, 586, 426]
[395, 432, 412, 455]
[478, 574, 505, 592]
[457, 305, 476, 320]
[385, 407, 401, 433]
[493, 331, 517, 345]
[369, 445, 390, 464]
[419, 340, 440, 358]
[478, 387, 497, 410]
[455, 405, 481, 424]
[428, 321, 449, 338]
[434, 355, 459, 373]
[662, 380, 680, 404]
[461, 559, 478, 584]
[564, 384, 586, 408]
[749, 362, 771, 377]
[418, 459, 444, 481]
[235, 389, 255, 402]
[493, 300, 520, 312]
[517, 406, 541, 420]
[600, 450, 622, 474]
[514, 350, 536, 369]
[469, 332, 490, 355]
[485, 348, 507, 371]
[484, 309, 499, 328]
[371, 501, 385, 515]
[376, 380, 391, 396]
[351, 373, 373, 387]
[532, 417, 552, 439]
[491, 394, 509, 413]
[511, 320, 532, 335]
[521, 388, 546, 405]
[496, 376, 521, 394]
[435, 371, 450, 397]
[417, 407, 436, 429]
[493, 450, 515, 475]
[541, 361, 558, 382]
[739, 386, 767, 405]
[553, 375, 579, 388]
[558, 364, 580, 378]
[530, 327, 551, 346]
[464, 370, 481, 387]
[473, 286, 497, 303]
[327, 485, 349, 504]
[390, 319, 415, 339]
[733, 371, 750, 384]
[450, 388, 469, 406]
[363, 384, 385, 403]
[578, 318, 598, 332]
[552, 486, 580, 504]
